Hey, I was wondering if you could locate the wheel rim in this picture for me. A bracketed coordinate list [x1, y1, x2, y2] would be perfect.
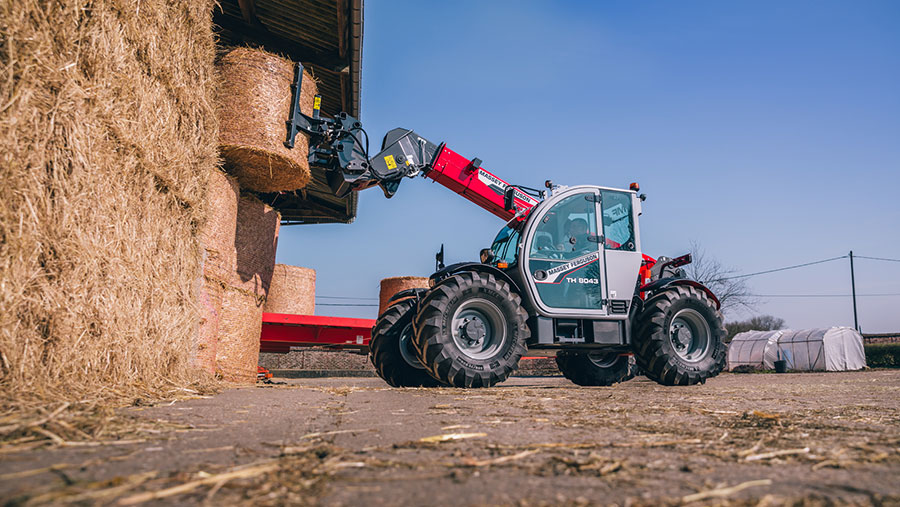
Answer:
[451, 298, 507, 360]
[668, 308, 711, 362]
[587, 352, 619, 368]
[398, 323, 426, 370]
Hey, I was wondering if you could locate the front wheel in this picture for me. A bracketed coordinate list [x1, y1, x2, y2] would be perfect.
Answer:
[370, 299, 442, 387]
[556, 351, 635, 386]
[413, 272, 529, 388]
[633, 286, 726, 386]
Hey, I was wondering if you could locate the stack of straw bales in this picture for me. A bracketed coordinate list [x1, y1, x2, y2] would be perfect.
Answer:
[266, 265, 316, 315]
[215, 196, 281, 383]
[379, 277, 431, 315]
[217, 48, 317, 193]
[202, 47, 319, 383]
[0, 1, 219, 406]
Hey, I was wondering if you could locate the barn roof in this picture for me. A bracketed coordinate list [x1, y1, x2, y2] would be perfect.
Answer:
[215, 0, 363, 224]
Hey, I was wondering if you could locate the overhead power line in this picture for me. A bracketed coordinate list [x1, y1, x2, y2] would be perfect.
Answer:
[752, 293, 900, 298]
[715, 255, 848, 281]
[855, 255, 900, 263]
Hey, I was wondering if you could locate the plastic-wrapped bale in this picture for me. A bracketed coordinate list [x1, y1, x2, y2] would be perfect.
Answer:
[379, 276, 430, 315]
[216, 195, 281, 383]
[217, 47, 316, 192]
[265, 265, 316, 315]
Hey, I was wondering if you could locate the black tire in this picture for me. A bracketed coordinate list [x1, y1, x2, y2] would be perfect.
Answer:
[633, 286, 726, 386]
[556, 351, 635, 386]
[369, 299, 442, 387]
[413, 272, 529, 388]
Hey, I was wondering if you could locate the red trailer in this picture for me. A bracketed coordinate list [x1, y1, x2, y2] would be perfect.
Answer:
[259, 312, 375, 354]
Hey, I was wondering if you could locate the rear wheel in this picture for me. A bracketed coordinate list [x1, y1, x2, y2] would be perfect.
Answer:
[413, 272, 529, 388]
[556, 351, 635, 386]
[370, 299, 442, 387]
[633, 285, 726, 385]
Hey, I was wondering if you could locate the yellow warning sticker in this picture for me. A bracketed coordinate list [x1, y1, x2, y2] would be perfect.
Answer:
[384, 155, 397, 170]
[313, 96, 321, 110]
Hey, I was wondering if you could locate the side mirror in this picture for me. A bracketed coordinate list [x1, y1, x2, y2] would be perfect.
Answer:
[503, 187, 516, 212]
[480, 248, 494, 264]
[435, 244, 445, 271]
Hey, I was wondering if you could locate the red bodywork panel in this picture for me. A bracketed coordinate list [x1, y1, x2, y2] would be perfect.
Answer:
[260, 313, 375, 353]
[425, 146, 539, 221]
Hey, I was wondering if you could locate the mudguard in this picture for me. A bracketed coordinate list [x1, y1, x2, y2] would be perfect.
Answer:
[386, 287, 429, 306]
[639, 278, 721, 309]
[429, 262, 522, 295]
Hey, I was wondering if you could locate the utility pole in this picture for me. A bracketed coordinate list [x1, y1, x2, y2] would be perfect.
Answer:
[849, 250, 859, 332]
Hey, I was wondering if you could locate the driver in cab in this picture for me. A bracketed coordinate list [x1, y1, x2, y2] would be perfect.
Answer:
[558, 218, 590, 253]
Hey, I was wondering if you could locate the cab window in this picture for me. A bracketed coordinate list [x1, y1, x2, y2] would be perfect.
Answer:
[601, 190, 635, 251]
[529, 193, 598, 260]
[490, 225, 520, 265]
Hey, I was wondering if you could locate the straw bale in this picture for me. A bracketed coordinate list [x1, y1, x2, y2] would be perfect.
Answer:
[265, 265, 316, 315]
[213, 195, 280, 384]
[217, 287, 264, 383]
[196, 277, 225, 375]
[200, 169, 239, 282]
[217, 47, 317, 192]
[0, 1, 218, 408]
[233, 195, 281, 299]
[379, 277, 430, 315]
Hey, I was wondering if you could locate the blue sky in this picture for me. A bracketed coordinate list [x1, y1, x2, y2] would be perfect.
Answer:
[277, 0, 900, 332]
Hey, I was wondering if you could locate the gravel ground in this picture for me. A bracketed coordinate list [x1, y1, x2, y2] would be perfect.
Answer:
[1, 371, 898, 505]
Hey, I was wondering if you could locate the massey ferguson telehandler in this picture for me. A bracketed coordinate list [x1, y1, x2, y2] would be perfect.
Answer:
[283, 68, 727, 389]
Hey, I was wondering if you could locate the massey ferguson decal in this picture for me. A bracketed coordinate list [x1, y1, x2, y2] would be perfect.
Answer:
[477, 168, 539, 205]
[535, 251, 601, 284]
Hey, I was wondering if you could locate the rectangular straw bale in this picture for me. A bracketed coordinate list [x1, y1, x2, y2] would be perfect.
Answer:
[0, 1, 218, 407]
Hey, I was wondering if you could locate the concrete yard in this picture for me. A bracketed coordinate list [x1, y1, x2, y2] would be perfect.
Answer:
[2, 371, 899, 505]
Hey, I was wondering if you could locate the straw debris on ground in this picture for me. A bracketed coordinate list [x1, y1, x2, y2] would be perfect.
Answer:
[1, 372, 899, 505]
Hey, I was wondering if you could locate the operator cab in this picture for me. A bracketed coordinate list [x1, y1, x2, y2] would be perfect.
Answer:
[485, 185, 644, 347]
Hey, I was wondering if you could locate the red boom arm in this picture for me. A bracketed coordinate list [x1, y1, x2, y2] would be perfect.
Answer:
[424, 145, 539, 221]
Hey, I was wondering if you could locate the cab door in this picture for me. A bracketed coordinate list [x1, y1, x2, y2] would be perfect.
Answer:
[522, 188, 607, 317]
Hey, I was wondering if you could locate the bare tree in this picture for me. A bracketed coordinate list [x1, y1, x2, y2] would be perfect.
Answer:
[684, 241, 757, 313]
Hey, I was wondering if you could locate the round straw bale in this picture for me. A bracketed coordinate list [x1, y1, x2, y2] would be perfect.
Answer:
[199, 169, 239, 282]
[265, 264, 316, 315]
[195, 276, 224, 376]
[216, 286, 263, 384]
[379, 276, 430, 315]
[217, 47, 316, 192]
[232, 195, 281, 300]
